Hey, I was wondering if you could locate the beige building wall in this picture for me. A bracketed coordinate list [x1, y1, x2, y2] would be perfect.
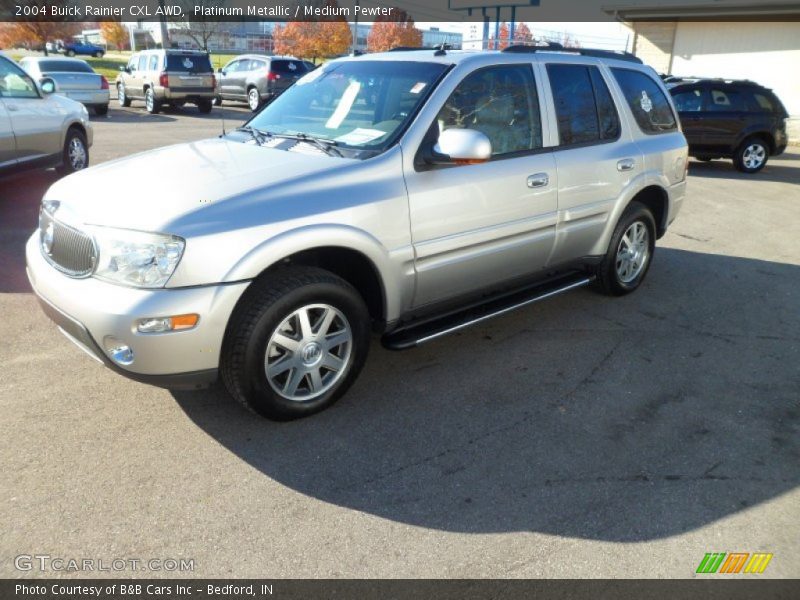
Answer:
[631, 21, 677, 74]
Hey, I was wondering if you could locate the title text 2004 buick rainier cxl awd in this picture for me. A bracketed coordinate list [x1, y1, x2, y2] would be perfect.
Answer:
[27, 46, 688, 420]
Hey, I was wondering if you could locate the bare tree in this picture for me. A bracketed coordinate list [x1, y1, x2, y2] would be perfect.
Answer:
[174, 0, 227, 50]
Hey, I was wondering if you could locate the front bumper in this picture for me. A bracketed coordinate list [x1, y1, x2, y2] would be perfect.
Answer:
[25, 233, 250, 389]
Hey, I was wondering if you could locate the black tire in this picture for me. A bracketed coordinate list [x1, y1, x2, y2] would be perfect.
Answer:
[56, 127, 89, 175]
[733, 136, 769, 173]
[595, 201, 656, 296]
[94, 104, 108, 116]
[145, 88, 161, 114]
[197, 99, 213, 114]
[212, 95, 222, 106]
[66, 50, 75, 57]
[221, 267, 371, 420]
[117, 83, 131, 107]
[94, 51, 104, 58]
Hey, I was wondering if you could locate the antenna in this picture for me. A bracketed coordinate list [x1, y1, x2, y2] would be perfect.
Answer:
[216, 52, 226, 137]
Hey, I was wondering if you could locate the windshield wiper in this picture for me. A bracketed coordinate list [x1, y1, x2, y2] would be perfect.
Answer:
[234, 126, 270, 145]
[270, 132, 344, 157]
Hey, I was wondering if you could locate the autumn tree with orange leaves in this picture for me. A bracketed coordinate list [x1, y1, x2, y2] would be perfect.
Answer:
[366, 10, 422, 53]
[273, 0, 351, 62]
[100, 22, 128, 51]
[0, 20, 79, 55]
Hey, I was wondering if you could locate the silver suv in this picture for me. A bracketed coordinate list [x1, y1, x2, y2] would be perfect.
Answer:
[27, 46, 688, 420]
[116, 49, 215, 114]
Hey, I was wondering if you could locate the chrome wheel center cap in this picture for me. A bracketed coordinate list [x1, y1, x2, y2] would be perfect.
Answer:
[301, 342, 323, 366]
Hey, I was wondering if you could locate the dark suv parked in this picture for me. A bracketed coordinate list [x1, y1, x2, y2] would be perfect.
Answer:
[667, 78, 788, 173]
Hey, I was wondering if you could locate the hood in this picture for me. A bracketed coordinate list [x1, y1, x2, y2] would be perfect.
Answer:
[45, 137, 347, 232]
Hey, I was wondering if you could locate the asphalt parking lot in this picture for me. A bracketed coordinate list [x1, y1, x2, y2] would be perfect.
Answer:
[1, 103, 799, 578]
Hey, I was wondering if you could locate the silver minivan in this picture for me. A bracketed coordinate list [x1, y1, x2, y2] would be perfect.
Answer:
[27, 45, 687, 420]
[1, 53, 93, 176]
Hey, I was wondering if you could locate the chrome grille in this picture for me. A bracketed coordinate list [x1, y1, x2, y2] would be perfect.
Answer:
[39, 210, 96, 277]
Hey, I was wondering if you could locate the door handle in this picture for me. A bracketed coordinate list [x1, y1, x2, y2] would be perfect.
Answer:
[527, 173, 549, 188]
[617, 158, 636, 172]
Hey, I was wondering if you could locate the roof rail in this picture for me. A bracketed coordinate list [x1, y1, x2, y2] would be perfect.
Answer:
[666, 76, 762, 86]
[388, 43, 452, 56]
[502, 43, 643, 64]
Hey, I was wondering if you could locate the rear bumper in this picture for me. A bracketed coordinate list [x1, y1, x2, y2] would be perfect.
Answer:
[26, 233, 250, 390]
[157, 86, 216, 101]
[60, 90, 109, 106]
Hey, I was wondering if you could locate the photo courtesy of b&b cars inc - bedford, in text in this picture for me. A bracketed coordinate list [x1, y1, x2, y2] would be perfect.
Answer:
[0, 0, 799, 599]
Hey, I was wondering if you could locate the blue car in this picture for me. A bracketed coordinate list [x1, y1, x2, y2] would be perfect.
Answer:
[60, 40, 105, 58]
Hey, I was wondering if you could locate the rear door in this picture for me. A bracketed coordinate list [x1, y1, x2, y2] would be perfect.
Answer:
[702, 86, 749, 152]
[269, 59, 307, 95]
[0, 98, 16, 169]
[164, 53, 214, 93]
[543, 62, 641, 266]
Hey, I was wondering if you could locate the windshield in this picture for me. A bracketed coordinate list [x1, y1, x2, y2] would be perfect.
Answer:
[37, 60, 93, 73]
[165, 54, 212, 74]
[247, 60, 448, 155]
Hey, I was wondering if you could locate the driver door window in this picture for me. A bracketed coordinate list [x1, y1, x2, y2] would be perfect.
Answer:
[0, 59, 39, 99]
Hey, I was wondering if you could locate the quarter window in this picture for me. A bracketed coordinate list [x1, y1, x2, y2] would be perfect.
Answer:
[611, 68, 677, 134]
[547, 64, 620, 146]
[750, 92, 775, 112]
[436, 65, 542, 157]
[708, 88, 745, 112]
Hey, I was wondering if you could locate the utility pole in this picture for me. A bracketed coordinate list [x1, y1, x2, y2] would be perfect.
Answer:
[352, 0, 360, 54]
[158, 0, 170, 48]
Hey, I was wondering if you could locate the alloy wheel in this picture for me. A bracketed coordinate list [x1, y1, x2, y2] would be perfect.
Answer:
[264, 304, 353, 402]
[68, 137, 87, 170]
[742, 143, 766, 170]
[615, 221, 649, 284]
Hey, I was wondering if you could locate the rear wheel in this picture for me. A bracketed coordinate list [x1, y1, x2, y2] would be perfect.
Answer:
[117, 83, 131, 107]
[247, 87, 261, 111]
[595, 201, 656, 296]
[197, 99, 213, 114]
[734, 137, 769, 173]
[221, 267, 371, 420]
[56, 128, 89, 175]
[145, 88, 161, 114]
[94, 104, 108, 116]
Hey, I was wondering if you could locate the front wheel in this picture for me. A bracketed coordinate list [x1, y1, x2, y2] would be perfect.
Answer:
[734, 137, 769, 173]
[56, 128, 89, 175]
[94, 51, 104, 58]
[117, 83, 131, 107]
[221, 267, 371, 420]
[65, 50, 75, 57]
[595, 201, 656, 296]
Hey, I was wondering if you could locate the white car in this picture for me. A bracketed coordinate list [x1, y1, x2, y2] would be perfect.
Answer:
[0, 53, 93, 176]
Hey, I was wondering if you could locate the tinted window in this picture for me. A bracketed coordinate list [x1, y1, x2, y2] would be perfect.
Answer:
[548, 64, 620, 145]
[590, 67, 620, 140]
[611, 68, 677, 134]
[37, 60, 93, 73]
[165, 54, 212, 74]
[438, 64, 542, 156]
[708, 88, 746, 111]
[271, 60, 307, 75]
[672, 88, 703, 112]
[750, 92, 775, 112]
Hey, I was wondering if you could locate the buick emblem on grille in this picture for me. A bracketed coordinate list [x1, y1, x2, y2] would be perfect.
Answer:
[42, 222, 55, 255]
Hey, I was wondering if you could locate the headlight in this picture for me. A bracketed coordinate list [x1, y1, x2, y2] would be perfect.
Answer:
[89, 227, 185, 288]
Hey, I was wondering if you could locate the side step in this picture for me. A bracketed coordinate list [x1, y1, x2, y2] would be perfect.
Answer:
[381, 273, 595, 350]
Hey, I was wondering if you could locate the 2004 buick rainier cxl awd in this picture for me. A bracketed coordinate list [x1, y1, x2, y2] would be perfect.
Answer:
[27, 45, 688, 420]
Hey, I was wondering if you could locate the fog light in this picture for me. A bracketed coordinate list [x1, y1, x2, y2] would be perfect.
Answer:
[137, 313, 199, 333]
[103, 336, 134, 366]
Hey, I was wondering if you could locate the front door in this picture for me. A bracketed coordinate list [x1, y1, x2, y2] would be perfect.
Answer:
[0, 98, 17, 169]
[405, 63, 558, 308]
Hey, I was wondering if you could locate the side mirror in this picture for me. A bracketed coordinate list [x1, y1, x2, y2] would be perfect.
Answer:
[428, 128, 492, 165]
[40, 77, 57, 94]
[217, 67, 223, 73]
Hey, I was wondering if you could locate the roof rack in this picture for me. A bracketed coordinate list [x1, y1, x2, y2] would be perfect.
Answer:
[502, 43, 643, 64]
[667, 76, 761, 86]
[389, 43, 452, 56]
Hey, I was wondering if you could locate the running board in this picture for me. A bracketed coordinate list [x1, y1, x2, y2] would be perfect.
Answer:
[382, 273, 595, 350]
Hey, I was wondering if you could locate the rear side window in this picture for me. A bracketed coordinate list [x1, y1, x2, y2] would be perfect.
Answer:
[148, 55, 159, 71]
[137, 55, 147, 72]
[672, 88, 703, 112]
[547, 64, 620, 146]
[708, 88, 746, 111]
[166, 54, 212, 74]
[611, 68, 677, 134]
[271, 60, 307, 75]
